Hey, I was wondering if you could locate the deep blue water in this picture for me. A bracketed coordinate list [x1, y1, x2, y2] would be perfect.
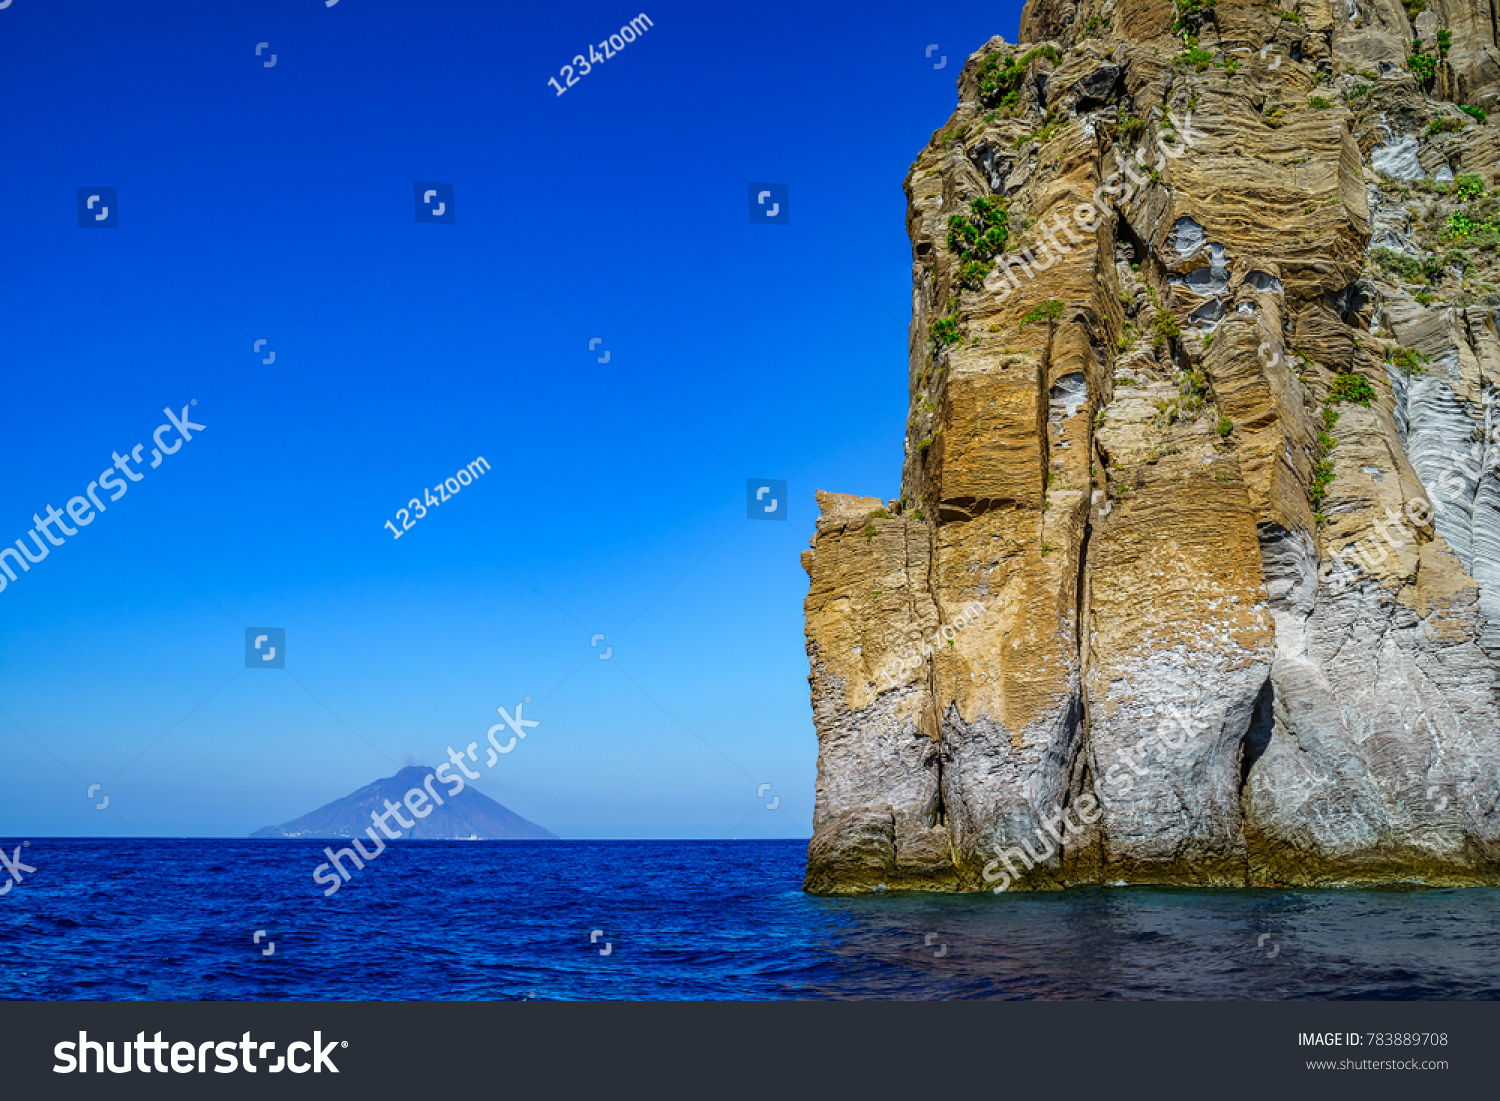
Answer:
[3, 839, 1500, 999]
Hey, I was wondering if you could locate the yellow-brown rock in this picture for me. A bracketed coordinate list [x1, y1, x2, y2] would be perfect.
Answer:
[803, 0, 1500, 893]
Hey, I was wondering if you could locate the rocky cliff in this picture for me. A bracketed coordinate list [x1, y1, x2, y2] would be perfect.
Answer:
[802, 0, 1500, 893]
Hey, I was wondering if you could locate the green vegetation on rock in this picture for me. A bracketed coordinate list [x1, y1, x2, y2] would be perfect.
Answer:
[1331, 372, 1377, 405]
[1171, 0, 1216, 34]
[1390, 347, 1430, 375]
[1152, 311, 1181, 348]
[1020, 299, 1065, 331]
[946, 195, 1010, 289]
[930, 316, 962, 348]
[1175, 36, 1215, 72]
[974, 44, 1060, 106]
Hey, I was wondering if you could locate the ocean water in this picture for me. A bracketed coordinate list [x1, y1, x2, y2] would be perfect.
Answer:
[3, 839, 1500, 1000]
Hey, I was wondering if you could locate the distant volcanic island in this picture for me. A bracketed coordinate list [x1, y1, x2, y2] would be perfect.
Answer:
[251, 765, 556, 840]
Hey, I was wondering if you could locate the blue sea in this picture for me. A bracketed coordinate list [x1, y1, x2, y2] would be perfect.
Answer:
[4, 839, 1500, 1000]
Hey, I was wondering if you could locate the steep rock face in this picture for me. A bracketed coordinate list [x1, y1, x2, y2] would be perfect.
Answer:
[803, 0, 1500, 892]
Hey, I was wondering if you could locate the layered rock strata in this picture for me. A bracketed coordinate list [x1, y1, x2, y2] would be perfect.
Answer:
[803, 0, 1500, 892]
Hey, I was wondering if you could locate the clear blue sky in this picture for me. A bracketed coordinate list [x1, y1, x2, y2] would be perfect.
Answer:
[0, 0, 1023, 839]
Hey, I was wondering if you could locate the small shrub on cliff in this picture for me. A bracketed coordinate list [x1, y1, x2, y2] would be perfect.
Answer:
[946, 195, 1010, 289]
[1427, 116, 1462, 135]
[1311, 409, 1339, 510]
[1456, 173, 1487, 200]
[930, 317, 962, 348]
[1461, 104, 1488, 124]
[1310, 457, 1336, 510]
[1330, 372, 1378, 405]
[1178, 367, 1208, 417]
[973, 53, 1013, 103]
[1409, 52, 1438, 81]
[1171, 0, 1217, 34]
[958, 260, 990, 286]
[1390, 347, 1430, 375]
[1275, 8, 1302, 23]
[947, 196, 1008, 252]
[1445, 210, 1494, 239]
[1020, 299, 1065, 331]
[1403, 0, 1427, 17]
[1446, 218, 1500, 251]
[1372, 247, 1425, 283]
[1174, 37, 1215, 72]
[1151, 311, 1182, 349]
[1217, 416, 1234, 437]
[1437, 29, 1452, 57]
[1310, 96, 1332, 109]
[974, 44, 1060, 105]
